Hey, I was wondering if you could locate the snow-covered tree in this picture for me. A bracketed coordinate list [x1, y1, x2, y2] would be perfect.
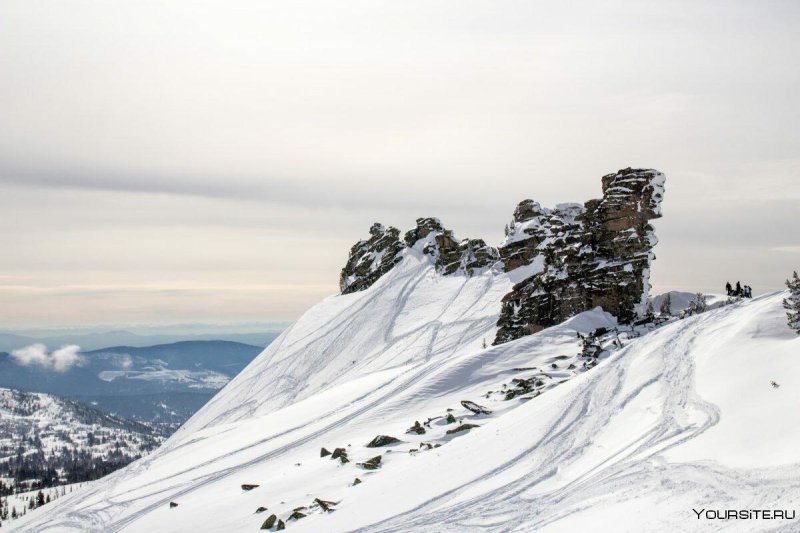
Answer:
[692, 292, 707, 314]
[784, 271, 800, 334]
[683, 293, 707, 318]
[644, 301, 655, 321]
[659, 293, 672, 316]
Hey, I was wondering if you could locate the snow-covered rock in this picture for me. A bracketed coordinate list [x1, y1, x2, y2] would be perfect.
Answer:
[495, 167, 665, 343]
[340, 223, 406, 294]
[340, 169, 665, 346]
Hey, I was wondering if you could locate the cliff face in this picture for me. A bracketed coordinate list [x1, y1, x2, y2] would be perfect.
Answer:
[495, 168, 665, 343]
[338, 168, 665, 344]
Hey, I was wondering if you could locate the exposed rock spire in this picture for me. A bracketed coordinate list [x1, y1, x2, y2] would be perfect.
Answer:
[494, 168, 665, 344]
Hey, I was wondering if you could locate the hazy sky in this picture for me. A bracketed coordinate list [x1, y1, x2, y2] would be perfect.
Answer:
[1, 0, 799, 328]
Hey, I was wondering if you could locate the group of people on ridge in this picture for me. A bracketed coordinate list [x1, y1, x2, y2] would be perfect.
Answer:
[726, 281, 752, 298]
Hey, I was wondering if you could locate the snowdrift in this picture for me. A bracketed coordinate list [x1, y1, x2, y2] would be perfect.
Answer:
[12, 255, 800, 532]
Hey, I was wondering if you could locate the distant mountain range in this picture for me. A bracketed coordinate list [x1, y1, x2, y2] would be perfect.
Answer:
[0, 340, 267, 431]
[0, 329, 282, 353]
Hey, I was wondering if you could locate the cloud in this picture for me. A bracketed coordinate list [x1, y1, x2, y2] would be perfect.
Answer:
[10, 343, 84, 372]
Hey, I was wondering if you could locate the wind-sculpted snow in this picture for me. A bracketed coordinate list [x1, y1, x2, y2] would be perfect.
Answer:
[14, 291, 800, 532]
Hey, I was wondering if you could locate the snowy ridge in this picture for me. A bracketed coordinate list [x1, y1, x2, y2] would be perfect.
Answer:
[12, 258, 800, 531]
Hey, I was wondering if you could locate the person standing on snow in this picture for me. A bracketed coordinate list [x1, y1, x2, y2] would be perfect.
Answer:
[736, 281, 742, 297]
[725, 281, 732, 296]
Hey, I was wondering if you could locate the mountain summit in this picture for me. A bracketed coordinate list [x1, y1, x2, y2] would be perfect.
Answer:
[340, 168, 665, 343]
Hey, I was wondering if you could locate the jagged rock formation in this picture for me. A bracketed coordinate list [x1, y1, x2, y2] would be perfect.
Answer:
[404, 217, 498, 275]
[340, 218, 497, 292]
[494, 168, 665, 344]
[338, 168, 665, 346]
[339, 223, 405, 294]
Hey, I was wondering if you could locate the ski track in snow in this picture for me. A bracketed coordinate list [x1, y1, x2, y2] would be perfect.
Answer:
[356, 302, 800, 533]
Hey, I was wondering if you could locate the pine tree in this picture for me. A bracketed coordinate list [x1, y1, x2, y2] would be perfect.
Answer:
[659, 293, 672, 316]
[784, 271, 800, 334]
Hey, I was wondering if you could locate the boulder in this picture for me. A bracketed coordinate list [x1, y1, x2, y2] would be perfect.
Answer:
[366, 435, 402, 447]
[406, 421, 425, 435]
[358, 455, 382, 470]
[288, 511, 307, 521]
[320, 447, 331, 458]
[331, 447, 348, 462]
[276, 519, 286, 531]
[446, 423, 480, 435]
[255, 506, 268, 513]
[460, 400, 492, 415]
[314, 498, 338, 512]
[260, 514, 277, 529]
[241, 484, 259, 491]
[169, 502, 178, 508]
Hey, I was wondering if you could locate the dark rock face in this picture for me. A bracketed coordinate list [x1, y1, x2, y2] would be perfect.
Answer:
[339, 223, 405, 294]
[495, 168, 665, 344]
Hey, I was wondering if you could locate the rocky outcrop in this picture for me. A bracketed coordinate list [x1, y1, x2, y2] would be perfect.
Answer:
[340, 218, 498, 293]
[339, 223, 405, 294]
[495, 168, 665, 344]
[404, 218, 499, 276]
[337, 168, 665, 347]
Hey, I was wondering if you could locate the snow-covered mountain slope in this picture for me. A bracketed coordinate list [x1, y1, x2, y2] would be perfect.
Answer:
[0, 389, 163, 495]
[12, 255, 800, 532]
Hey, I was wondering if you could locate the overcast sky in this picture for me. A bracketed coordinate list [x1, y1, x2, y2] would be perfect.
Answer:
[1, 0, 799, 328]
